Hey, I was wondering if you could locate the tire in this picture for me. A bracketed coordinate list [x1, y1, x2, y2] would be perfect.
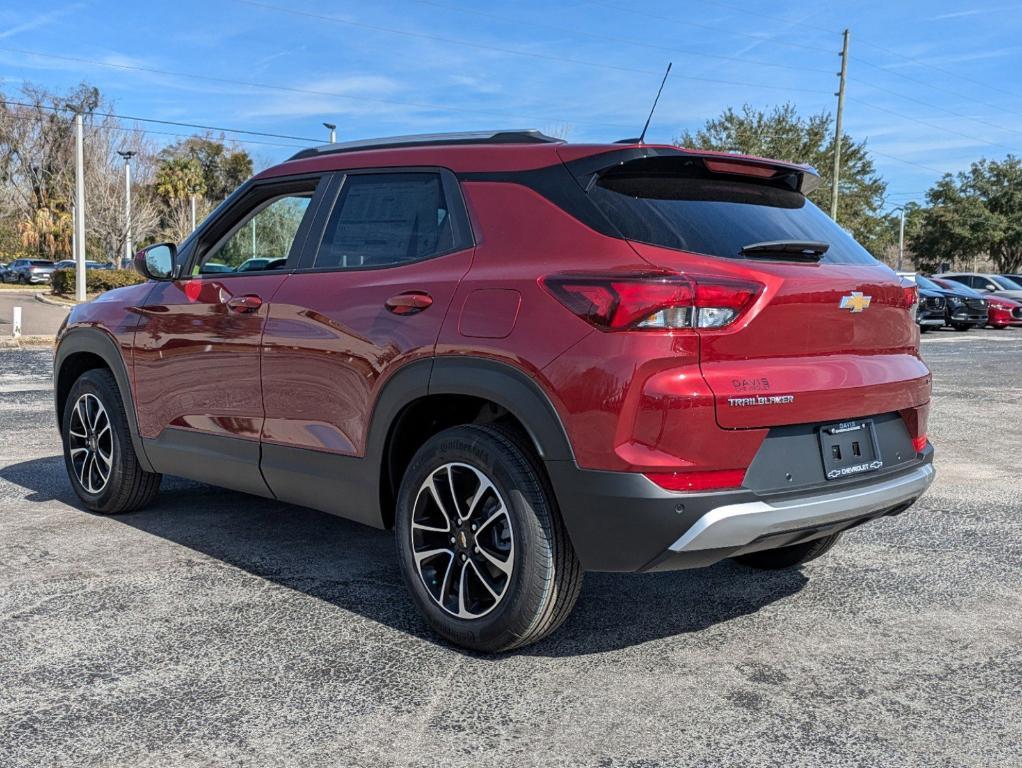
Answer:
[919, 326, 929, 334]
[951, 323, 972, 331]
[733, 533, 842, 570]
[395, 424, 582, 653]
[61, 368, 162, 514]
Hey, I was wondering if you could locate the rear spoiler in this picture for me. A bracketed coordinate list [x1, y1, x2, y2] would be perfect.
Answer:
[559, 145, 822, 196]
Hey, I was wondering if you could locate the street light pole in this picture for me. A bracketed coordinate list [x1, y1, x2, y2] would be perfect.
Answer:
[323, 122, 336, 143]
[117, 150, 136, 267]
[73, 112, 86, 302]
[898, 207, 906, 271]
[190, 193, 197, 232]
[888, 205, 908, 271]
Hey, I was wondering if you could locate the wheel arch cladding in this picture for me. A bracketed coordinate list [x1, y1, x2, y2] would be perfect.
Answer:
[54, 329, 154, 473]
[374, 356, 575, 527]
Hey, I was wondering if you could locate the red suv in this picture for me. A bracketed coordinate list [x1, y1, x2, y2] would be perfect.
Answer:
[54, 131, 934, 652]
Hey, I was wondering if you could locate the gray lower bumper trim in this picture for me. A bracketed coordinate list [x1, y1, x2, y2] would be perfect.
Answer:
[669, 464, 935, 553]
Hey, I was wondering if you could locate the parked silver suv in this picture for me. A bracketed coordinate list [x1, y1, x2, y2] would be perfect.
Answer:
[935, 272, 1022, 300]
[3, 258, 56, 284]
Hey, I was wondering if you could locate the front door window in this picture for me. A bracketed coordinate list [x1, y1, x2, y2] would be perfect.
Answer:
[197, 194, 312, 275]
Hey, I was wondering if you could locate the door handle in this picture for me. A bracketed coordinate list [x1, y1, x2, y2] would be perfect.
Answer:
[385, 292, 433, 315]
[226, 294, 263, 313]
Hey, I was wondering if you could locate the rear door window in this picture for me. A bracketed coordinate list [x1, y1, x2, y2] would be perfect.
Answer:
[588, 156, 879, 265]
[312, 172, 455, 270]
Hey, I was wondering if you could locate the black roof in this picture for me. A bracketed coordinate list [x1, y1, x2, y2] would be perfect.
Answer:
[287, 129, 561, 161]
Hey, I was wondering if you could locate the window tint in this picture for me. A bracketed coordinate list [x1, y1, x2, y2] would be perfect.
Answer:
[588, 156, 879, 265]
[991, 275, 1022, 290]
[314, 173, 454, 270]
[914, 275, 942, 292]
[198, 194, 312, 275]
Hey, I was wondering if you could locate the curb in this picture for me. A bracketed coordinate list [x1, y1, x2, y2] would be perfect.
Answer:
[0, 335, 55, 349]
[34, 293, 77, 308]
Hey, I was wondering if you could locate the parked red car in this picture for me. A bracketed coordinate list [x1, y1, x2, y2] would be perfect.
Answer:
[987, 297, 1022, 328]
[931, 277, 1022, 328]
[54, 131, 934, 651]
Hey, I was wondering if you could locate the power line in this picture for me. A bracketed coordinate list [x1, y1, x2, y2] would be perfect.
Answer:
[848, 97, 1022, 156]
[853, 38, 1022, 103]
[0, 108, 310, 148]
[234, 0, 833, 95]
[626, 0, 1022, 114]
[404, 0, 835, 75]
[848, 78, 1022, 140]
[651, 0, 1022, 108]
[1, 98, 319, 143]
[0, 45, 636, 130]
[853, 56, 1022, 123]
[866, 148, 947, 175]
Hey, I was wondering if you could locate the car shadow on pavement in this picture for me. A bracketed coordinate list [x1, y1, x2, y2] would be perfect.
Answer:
[1, 456, 808, 656]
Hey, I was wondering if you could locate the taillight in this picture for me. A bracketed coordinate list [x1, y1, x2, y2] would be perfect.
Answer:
[898, 280, 919, 321]
[900, 405, 929, 455]
[644, 468, 747, 492]
[541, 272, 762, 331]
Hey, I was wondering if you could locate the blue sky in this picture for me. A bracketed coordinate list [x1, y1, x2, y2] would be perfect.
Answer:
[2, 0, 1021, 208]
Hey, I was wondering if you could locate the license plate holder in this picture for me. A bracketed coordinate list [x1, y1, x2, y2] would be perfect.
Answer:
[819, 419, 883, 480]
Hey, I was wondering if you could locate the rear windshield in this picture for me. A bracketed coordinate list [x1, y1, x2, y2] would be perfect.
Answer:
[31, 260, 54, 266]
[588, 156, 878, 265]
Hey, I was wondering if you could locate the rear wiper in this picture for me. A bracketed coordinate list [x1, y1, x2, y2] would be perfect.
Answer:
[740, 240, 829, 262]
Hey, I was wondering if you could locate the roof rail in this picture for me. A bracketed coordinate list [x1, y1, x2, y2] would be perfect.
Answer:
[287, 129, 562, 161]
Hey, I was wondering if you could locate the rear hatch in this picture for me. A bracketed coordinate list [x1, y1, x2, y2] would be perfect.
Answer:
[579, 150, 930, 429]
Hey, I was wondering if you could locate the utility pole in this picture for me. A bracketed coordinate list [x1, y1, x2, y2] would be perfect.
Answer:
[117, 150, 136, 267]
[830, 28, 850, 222]
[71, 202, 76, 262]
[323, 122, 336, 143]
[190, 193, 197, 232]
[73, 112, 86, 302]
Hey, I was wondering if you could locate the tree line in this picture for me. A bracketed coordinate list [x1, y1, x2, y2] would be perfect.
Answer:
[676, 103, 1022, 274]
[0, 82, 253, 264]
[2, 82, 1018, 273]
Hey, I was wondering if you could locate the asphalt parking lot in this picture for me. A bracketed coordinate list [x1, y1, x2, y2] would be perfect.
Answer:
[0, 290, 70, 338]
[1, 328, 1019, 767]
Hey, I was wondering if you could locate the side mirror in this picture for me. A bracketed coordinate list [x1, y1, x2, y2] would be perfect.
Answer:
[134, 243, 177, 281]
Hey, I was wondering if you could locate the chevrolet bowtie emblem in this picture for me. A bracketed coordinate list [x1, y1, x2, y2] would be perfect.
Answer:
[839, 291, 872, 313]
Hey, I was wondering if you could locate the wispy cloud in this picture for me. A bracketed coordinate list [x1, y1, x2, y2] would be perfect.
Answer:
[931, 5, 1022, 20]
[885, 44, 1020, 68]
[240, 75, 406, 120]
[0, 4, 84, 40]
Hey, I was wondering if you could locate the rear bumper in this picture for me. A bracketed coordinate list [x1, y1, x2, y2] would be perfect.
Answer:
[547, 446, 934, 573]
[667, 462, 933, 553]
